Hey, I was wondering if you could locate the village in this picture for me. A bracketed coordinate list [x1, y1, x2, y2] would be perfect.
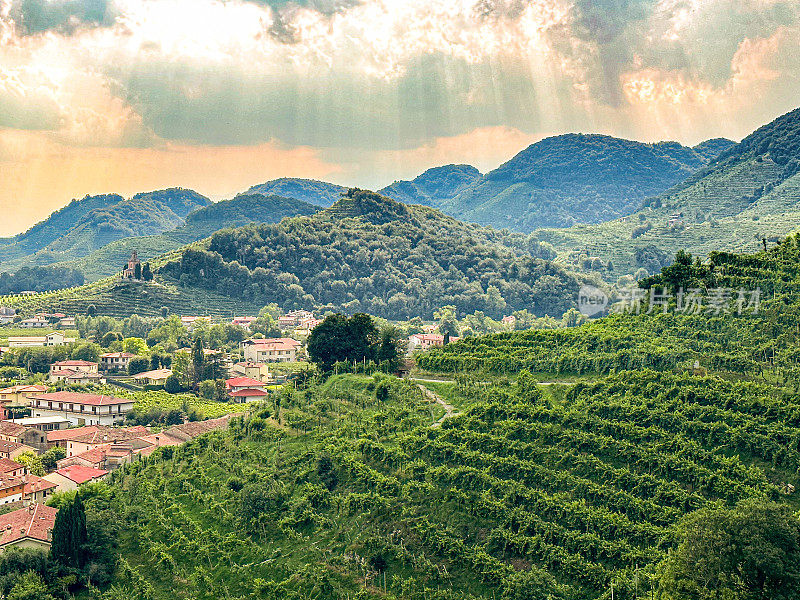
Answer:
[0, 301, 481, 557]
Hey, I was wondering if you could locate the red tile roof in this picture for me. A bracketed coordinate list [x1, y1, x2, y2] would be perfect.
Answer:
[243, 337, 301, 350]
[0, 440, 23, 454]
[0, 422, 26, 437]
[52, 360, 97, 367]
[226, 377, 265, 388]
[31, 392, 133, 406]
[230, 388, 268, 398]
[55, 465, 108, 484]
[47, 426, 100, 443]
[0, 385, 48, 395]
[0, 504, 57, 547]
[0, 458, 23, 474]
[23, 475, 56, 495]
[100, 352, 136, 358]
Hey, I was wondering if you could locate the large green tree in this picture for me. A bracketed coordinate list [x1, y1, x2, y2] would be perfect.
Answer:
[659, 499, 800, 600]
[307, 313, 379, 371]
[50, 494, 88, 569]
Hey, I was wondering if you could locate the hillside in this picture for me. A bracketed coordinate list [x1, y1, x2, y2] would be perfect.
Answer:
[27, 194, 321, 282]
[537, 107, 800, 277]
[379, 164, 482, 207]
[92, 233, 800, 600]
[159, 189, 592, 319]
[438, 134, 734, 232]
[0, 188, 211, 272]
[245, 177, 348, 207]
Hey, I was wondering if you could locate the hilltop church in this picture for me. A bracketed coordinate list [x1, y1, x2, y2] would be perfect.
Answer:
[121, 251, 141, 280]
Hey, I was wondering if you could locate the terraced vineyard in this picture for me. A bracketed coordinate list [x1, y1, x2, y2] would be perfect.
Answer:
[93, 369, 800, 600]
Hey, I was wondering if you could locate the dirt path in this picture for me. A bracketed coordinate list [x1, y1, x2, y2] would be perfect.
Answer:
[417, 384, 458, 428]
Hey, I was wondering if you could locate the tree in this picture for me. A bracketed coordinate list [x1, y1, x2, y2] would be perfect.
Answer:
[127, 356, 150, 376]
[71, 342, 101, 363]
[307, 313, 378, 371]
[122, 337, 148, 356]
[171, 351, 190, 387]
[435, 305, 459, 337]
[40, 446, 66, 472]
[191, 338, 205, 387]
[199, 380, 216, 400]
[6, 571, 56, 600]
[50, 494, 88, 568]
[100, 331, 123, 347]
[86, 305, 97, 317]
[14, 451, 43, 476]
[134, 262, 142, 280]
[160, 306, 169, 318]
[376, 326, 405, 372]
[164, 374, 182, 394]
[142, 262, 153, 281]
[659, 499, 800, 600]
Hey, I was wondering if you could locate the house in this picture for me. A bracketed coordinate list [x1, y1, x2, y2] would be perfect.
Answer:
[46, 426, 100, 449]
[0, 474, 25, 505]
[58, 443, 136, 471]
[7, 332, 75, 348]
[59, 426, 148, 458]
[0, 504, 58, 553]
[225, 377, 268, 403]
[241, 338, 301, 363]
[164, 415, 233, 442]
[8, 416, 69, 432]
[502, 315, 516, 328]
[43, 465, 108, 493]
[277, 315, 298, 329]
[0, 459, 26, 478]
[99, 352, 136, 372]
[29, 392, 135, 426]
[0, 308, 16, 326]
[181, 316, 211, 332]
[121, 250, 141, 280]
[131, 369, 173, 387]
[0, 421, 47, 453]
[231, 361, 271, 382]
[18, 317, 49, 329]
[0, 440, 36, 460]
[297, 318, 322, 335]
[667, 213, 682, 226]
[231, 316, 257, 330]
[0, 386, 48, 419]
[58, 317, 76, 329]
[48, 360, 104, 384]
[408, 333, 460, 352]
[23, 476, 56, 505]
[136, 432, 185, 457]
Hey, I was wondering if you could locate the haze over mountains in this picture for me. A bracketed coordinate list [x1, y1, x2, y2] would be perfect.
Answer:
[3, 107, 800, 292]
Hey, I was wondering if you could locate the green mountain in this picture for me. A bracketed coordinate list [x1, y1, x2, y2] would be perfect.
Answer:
[379, 164, 482, 207]
[438, 134, 734, 232]
[245, 177, 348, 207]
[0, 193, 124, 262]
[49, 194, 321, 281]
[0, 188, 211, 271]
[537, 106, 800, 278]
[65, 239, 800, 600]
[159, 189, 593, 319]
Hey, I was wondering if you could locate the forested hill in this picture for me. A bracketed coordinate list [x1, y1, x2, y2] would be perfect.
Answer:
[0, 188, 211, 271]
[160, 189, 592, 319]
[537, 106, 800, 278]
[244, 178, 348, 207]
[47, 194, 323, 281]
[379, 164, 482, 207]
[436, 134, 734, 232]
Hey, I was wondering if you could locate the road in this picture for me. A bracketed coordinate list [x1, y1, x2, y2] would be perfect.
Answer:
[417, 384, 457, 428]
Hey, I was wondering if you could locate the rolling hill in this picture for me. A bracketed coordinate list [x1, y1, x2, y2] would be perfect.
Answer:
[0, 188, 211, 271]
[437, 134, 735, 232]
[244, 177, 348, 207]
[159, 189, 593, 319]
[47, 194, 321, 281]
[379, 164, 482, 207]
[536, 106, 800, 277]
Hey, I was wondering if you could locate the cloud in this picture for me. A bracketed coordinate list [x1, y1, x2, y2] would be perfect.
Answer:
[0, 67, 63, 129]
[8, 0, 119, 35]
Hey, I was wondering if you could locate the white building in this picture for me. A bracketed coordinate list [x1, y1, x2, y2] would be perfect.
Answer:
[100, 352, 136, 372]
[48, 360, 105, 384]
[29, 392, 134, 427]
[241, 338, 301, 363]
[7, 332, 76, 348]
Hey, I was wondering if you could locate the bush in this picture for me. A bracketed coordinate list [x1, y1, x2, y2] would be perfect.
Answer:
[127, 356, 150, 376]
[198, 380, 216, 400]
[164, 375, 182, 394]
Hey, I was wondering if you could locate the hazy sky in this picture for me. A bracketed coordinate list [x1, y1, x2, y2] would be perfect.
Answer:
[1, 0, 799, 236]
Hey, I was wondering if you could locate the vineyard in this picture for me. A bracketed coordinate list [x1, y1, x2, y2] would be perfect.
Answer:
[87, 368, 800, 600]
[122, 389, 246, 420]
[419, 234, 800, 381]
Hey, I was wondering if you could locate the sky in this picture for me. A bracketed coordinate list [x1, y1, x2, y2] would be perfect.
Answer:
[1, 0, 799, 236]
